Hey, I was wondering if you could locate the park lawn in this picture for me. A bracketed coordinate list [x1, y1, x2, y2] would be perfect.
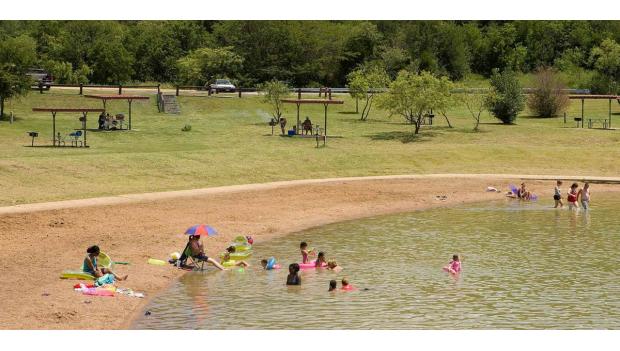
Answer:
[0, 89, 619, 206]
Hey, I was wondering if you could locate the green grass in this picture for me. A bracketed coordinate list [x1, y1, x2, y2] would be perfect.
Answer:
[1, 89, 619, 206]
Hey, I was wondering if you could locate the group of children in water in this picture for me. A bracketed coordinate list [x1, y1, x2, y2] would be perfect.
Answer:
[82, 237, 460, 292]
[553, 180, 591, 210]
[285, 241, 346, 291]
[511, 180, 592, 210]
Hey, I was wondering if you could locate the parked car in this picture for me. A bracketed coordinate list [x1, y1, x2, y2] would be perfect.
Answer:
[26, 68, 53, 90]
[207, 79, 236, 93]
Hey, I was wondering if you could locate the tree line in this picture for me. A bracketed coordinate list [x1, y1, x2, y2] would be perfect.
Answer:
[0, 20, 619, 89]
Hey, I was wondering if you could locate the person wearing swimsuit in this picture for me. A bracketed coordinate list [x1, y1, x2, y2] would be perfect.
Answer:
[553, 180, 564, 208]
[286, 263, 301, 285]
[567, 183, 579, 210]
[578, 182, 591, 210]
[83, 245, 127, 281]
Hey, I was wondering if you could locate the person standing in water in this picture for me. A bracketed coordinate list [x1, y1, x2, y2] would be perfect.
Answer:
[567, 183, 580, 210]
[553, 180, 564, 208]
[578, 182, 591, 210]
[286, 263, 301, 285]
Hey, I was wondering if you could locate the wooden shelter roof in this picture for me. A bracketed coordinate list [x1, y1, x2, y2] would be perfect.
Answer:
[281, 99, 344, 104]
[569, 95, 619, 100]
[84, 94, 150, 100]
[32, 108, 105, 113]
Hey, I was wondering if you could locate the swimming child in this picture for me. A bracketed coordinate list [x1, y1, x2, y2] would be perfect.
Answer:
[578, 182, 590, 210]
[221, 252, 250, 268]
[553, 180, 564, 208]
[286, 263, 301, 285]
[83, 245, 128, 281]
[442, 254, 461, 274]
[341, 278, 355, 291]
[300, 242, 315, 264]
[567, 183, 580, 210]
[315, 251, 327, 267]
[328, 280, 338, 292]
[327, 260, 342, 272]
[261, 257, 280, 270]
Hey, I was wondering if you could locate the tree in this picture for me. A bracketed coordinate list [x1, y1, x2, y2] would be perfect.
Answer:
[377, 70, 452, 134]
[260, 79, 290, 124]
[485, 69, 525, 124]
[461, 90, 487, 131]
[176, 46, 244, 85]
[590, 38, 620, 94]
[527, 67, 569, 117]
[0, 35, 36, 118]
[347, 63, 390, 121]
[44, 60, 92, 84]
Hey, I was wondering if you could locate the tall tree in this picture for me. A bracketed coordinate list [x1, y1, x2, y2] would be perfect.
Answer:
[0, 35, 36, 118]
[485, 69, 525, 124]
[377, 70, 452, 134]
[347, 63, 390, 121]
[590, 38, 620, 94]
[176, 47, 244, 85]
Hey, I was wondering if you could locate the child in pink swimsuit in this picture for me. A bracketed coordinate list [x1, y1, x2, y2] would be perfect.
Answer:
[300, 241, 314, 264]
[443, 254, 462, 274]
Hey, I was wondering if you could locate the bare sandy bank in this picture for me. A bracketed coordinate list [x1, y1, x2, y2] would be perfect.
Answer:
[1, 174, 618, 329]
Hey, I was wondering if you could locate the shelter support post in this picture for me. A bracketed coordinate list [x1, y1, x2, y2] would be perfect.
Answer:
[324, 104, 328, 141]
[581, 99, 584, 128]
[296, 103, 300, 135]
[128, 100, 133, 130]
[52, 112, 56, 146]
[82, 112, 88, 147]
[609, 98, 612, 128]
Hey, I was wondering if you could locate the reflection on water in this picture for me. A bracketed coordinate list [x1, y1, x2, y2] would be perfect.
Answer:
[134, 195, 620, 329]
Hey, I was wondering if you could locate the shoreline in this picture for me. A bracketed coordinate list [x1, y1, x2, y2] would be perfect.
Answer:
[1, 174, 619, 329]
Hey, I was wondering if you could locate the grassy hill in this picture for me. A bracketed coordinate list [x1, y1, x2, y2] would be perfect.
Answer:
[0, 88, 619, 205]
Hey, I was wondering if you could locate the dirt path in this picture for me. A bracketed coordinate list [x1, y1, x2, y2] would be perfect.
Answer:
[1, 174, 618, 329]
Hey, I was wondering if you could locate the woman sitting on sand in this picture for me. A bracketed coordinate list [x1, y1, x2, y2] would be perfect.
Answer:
[83, 245, 127, 281]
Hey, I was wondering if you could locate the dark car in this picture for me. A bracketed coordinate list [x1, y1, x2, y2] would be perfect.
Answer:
[26, 68, 53, 90]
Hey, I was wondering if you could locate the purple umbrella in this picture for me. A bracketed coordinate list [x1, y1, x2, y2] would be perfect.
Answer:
[185, 224, 218, 237]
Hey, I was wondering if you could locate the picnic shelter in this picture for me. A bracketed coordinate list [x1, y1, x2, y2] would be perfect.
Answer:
[31, 108, 105, 147]
[84, 94, 150, 130]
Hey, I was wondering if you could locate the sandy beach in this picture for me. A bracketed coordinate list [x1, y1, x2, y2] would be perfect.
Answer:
[1, 174, 618, 329]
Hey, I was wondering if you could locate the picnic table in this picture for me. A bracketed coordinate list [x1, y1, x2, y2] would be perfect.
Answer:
[588, 118, 609, 129]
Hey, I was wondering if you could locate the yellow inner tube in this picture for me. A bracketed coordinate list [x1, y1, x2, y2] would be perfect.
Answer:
[231, 243, 252, 251]
[220, 251, 252, 260]
[221, 260, 237, 267]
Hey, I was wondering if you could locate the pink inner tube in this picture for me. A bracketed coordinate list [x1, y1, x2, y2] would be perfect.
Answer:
[298, 260, 328, 269]
[341, 285, 356, 291]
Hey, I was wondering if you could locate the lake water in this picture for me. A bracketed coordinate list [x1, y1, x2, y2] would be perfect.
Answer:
[133, 195, 620, 329]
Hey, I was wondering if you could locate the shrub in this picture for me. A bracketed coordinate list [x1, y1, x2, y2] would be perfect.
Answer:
[527, 67, 569, 117]
[485, 68, 525, 124]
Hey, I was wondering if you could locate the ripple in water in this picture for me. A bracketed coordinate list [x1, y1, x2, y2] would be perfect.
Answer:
[134, 195, 620, 329]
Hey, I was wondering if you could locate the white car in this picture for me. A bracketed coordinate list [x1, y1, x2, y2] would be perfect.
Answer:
[208, 79, 236, 92]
